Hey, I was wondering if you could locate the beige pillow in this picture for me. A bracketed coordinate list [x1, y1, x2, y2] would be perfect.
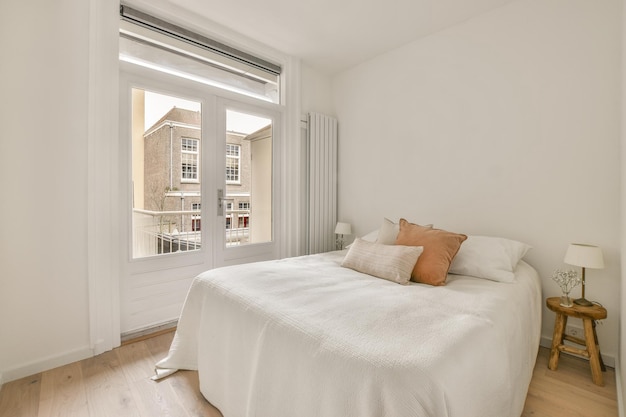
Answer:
[376, 218, 400, 244]
[341, 238, 424, 285]
[377, 217, 433, 245]
[394, 219, 467, 286]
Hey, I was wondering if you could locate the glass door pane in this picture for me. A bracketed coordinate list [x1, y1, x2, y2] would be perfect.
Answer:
[131, 88, 202, 258]
[225, 110, 272, 246]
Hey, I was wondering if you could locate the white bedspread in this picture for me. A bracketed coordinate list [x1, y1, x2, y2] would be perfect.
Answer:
[155, 251, 542, 417]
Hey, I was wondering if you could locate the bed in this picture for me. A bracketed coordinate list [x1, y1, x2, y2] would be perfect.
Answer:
[154, 222, 542, 417]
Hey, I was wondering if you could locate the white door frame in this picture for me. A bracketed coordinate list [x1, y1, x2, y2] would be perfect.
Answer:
[88, 0, 302, 351]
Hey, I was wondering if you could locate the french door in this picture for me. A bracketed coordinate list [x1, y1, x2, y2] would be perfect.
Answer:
[119, 66, 280, 335]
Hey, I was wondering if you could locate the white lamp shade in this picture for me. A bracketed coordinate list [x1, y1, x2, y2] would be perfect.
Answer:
[564, 243, 604, 269]
[334, 222, 352, 235]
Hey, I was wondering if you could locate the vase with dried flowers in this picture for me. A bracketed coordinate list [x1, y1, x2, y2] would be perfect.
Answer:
[551, 269, 581, 307]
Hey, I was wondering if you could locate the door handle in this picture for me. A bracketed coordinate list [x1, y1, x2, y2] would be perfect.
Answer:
[217, 189, 234, 217]
[217, 189, 224, 216]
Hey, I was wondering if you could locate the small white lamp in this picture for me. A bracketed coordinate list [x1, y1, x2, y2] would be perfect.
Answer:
[564, 243, 604, 306]
[334, 222, 352, 250]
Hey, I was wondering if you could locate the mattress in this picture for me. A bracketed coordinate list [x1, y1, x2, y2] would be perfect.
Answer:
[155, 250, 542, 417]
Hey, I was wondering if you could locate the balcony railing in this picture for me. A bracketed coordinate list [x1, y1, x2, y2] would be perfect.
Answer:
[132, 208, 250, 258]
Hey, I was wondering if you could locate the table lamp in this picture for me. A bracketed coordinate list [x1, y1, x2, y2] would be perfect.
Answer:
[334, 222, 352, 250]
[564, 243, 604, 306]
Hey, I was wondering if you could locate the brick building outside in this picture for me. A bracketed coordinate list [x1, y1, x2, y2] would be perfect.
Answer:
[141, 107, 252, 247]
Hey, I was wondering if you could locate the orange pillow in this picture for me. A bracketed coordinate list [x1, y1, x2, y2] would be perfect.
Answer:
[395, 219, 467, 286]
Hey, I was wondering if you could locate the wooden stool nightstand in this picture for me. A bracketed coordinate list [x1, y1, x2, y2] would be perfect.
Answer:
[546, 297, 607, 386]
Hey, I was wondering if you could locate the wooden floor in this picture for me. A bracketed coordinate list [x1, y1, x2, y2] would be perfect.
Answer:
[0, 331, 618, 417]
[523, 345, 618, 417]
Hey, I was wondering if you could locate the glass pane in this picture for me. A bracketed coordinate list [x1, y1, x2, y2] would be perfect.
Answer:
[225, 110, 272, 247]
[131, 88, 202, 258]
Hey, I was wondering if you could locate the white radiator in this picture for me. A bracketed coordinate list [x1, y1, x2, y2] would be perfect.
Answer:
[307, 112, 338, 254]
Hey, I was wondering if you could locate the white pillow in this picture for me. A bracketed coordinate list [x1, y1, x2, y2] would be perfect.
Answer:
[448, 235, 531, 283]
[347, 218, 396, 248]
[360, 229, 379, 242]
[341, 238, 424, 285]
[345, 228, 378, 249]
[376, 218, 400, 244]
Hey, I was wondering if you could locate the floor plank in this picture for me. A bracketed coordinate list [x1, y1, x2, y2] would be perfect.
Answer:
[0, 331, 618, 417]
[37, 361, 90, 417]
[0, 374, 41, 417]
[81, 350, 141, 417]
[143, 330, 175, 359]
[521, 347, 618, 417]
[168, 370, 223, 417]
[117, 340, 161, 384]
[130, 376, 192, 417]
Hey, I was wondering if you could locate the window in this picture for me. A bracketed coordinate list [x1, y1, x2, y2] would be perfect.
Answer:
[129, 89, 203, 258]
[191, 203, 201, 231]
[121, 8, 282, 258]
[238, 201, 250, 229]
[182, 138, 199, 181]
[238, 216, 249, 228]
[226, 144, 240, 184]
[225, 201, 233, 231]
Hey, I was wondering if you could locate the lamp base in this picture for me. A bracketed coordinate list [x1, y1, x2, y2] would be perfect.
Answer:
[574, 297, 593, 307]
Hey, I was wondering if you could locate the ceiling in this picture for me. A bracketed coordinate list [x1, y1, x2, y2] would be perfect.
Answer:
[152, 0, 518, 75]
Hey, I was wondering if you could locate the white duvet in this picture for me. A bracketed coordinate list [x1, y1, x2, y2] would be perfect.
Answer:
[155, 251, 542, 417]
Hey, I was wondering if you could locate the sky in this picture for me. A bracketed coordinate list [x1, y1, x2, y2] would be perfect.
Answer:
[144, 91, 271, 134]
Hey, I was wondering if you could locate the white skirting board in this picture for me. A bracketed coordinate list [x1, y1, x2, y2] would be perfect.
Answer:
[616, 355, 624, 417]
[0, 345, 94, 386]
[120, 319, 178, 343]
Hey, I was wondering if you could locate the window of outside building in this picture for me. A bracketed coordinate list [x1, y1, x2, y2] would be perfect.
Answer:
[182, 138, 199, 181]
[226, 144, 241, 184]
[225, 202, 233, 230]
[238, 216, 249, 228]
[192, 202, 201, 231]
[238, 201, 250, 229]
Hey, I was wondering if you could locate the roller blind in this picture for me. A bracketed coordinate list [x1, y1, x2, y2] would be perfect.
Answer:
[119, 4, 281, 103]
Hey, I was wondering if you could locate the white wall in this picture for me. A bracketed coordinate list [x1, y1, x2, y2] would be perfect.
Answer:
[333, 0, 621, 364]
[301, 64, 334, 116]
[299, 64, 334, 255]
[0, 1, 93, 382]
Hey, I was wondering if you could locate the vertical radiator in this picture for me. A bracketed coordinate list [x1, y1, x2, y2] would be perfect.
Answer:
[307, 112, 338, 254]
